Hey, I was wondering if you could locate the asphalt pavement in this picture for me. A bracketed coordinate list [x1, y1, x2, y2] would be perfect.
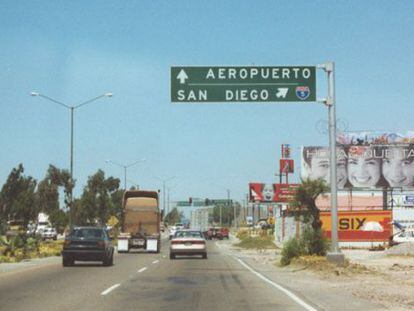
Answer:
[0, 234, 314, 311]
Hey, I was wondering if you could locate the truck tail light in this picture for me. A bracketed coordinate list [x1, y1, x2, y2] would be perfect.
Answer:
[63, 240, 71, 247]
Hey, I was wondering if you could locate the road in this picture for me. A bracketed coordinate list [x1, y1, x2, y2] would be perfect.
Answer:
[0, 236, 315, 311]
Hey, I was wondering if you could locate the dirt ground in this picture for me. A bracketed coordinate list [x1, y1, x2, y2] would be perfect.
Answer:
[223, 238, 414, 310]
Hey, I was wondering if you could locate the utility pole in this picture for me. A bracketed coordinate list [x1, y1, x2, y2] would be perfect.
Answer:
[319, 61, 344, 265]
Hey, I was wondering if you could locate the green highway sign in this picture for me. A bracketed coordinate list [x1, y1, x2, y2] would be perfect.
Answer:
[211, 199, 233, 205]
[171, 66, 316, 103]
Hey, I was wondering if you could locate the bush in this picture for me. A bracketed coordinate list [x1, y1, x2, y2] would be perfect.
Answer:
[280, 227, 330, 266]
[300, 227, 329, 256]
[280, 238, 304, 266]
[236, 230, 250, 240]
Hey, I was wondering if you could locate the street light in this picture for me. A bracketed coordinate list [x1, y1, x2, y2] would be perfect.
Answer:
[105, 159, 146, 190]
[155, 176, 175, 216]
[30, 91, 113, 226]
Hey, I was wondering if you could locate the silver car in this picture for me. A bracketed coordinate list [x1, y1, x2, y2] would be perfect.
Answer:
[170, 230, 207, 259]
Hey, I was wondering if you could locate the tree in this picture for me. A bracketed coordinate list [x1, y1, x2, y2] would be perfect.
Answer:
[0, 164, 37, 229]
[75, 170, 120, 226]
[212, 202, 241, 226]
[164, 207, 183, 225]
[37, 165, 71, 230]
[110, 189, 124, 221]
[289, 178, 329, 231]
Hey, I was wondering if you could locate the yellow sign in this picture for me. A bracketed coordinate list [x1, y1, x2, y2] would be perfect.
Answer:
[107, 216, 119, 227]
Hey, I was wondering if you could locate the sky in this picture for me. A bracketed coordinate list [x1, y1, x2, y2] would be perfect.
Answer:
[1, 0, 413, 207]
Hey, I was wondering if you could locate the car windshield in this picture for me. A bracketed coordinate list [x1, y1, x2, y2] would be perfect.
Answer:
[175, 231, 202, 238]
[70, 228, 103, 239]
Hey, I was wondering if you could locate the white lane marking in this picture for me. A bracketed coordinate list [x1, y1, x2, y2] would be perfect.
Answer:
[101, 283, 121, 296]
[152, 260, 159, 264]
[236, 258, 318, 311]
[138, 267, 147, 273]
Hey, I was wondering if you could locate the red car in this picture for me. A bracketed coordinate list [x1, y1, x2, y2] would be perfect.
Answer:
[205, 227, 229, 240]
[220, 227, 229, 239]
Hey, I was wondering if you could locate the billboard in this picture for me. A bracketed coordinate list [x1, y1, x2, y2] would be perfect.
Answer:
[249, 183, 298, 202]
[337, 131, 414, 146]
[301, 145, 414, 189]
[320, 210, 392, 242]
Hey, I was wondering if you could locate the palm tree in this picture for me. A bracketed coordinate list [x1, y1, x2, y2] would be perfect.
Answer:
[289, 178, 329, 231]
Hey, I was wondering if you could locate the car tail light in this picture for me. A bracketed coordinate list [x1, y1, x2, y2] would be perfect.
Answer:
[171, 241, 181, 245]
[190, 240, 205, 245]
[63, 240, 71, 247]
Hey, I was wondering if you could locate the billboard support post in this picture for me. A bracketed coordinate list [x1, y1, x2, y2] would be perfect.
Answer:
[319, 61, 345, 265]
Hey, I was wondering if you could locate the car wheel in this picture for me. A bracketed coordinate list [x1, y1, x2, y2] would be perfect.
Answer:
[202, 253, 207, 259]
[103, 253, 113, 266]
[169, 253, 175, 260]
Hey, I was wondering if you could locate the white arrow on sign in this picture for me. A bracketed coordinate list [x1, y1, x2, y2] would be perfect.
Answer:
[276, 88, 289, 98]
[177, 69, 188, 84]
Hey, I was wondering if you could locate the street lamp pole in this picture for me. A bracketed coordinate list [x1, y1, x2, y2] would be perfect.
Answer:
[155, 176, 175, 216]
[106, 159, 146, 191]
[31, 91, 113, 227]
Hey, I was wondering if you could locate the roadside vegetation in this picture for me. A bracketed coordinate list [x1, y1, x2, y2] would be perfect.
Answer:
[0, 163, 123, 263]
[280, 179, 330, 266]
[0, 235, 63, 263]
[235, 229, 276, 250]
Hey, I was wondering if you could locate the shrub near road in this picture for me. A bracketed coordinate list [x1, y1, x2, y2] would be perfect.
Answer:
[0, 235, 62, 263]
[235, 229, 276, 250]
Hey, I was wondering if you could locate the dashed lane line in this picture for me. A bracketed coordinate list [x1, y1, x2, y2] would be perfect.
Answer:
[152, 260, 159, 264]
[138, 267, 147, 273]
[101, 283, 121, 296]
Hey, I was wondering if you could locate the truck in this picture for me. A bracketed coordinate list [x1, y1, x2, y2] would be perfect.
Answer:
[117, 190, 161, 253]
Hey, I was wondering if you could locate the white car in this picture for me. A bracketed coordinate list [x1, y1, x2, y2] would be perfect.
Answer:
[170, 230, 207, 259]
[393, 230, 414, 244]
[42, 227, 58, 240]
[169, 226, 177, 240]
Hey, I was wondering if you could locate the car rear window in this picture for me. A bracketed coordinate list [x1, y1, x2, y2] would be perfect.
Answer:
[175, 231, 202, 238]
[70, 228, 104, 239]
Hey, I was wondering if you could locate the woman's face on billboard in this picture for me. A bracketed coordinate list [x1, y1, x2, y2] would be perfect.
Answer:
[383, 146, 414, 187]
[347, 147, 381, 187]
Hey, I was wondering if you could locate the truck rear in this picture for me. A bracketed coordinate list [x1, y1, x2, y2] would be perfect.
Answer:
[117, 190, 161, 253]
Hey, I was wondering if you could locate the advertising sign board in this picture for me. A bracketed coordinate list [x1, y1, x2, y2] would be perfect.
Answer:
[249, 183, 298, 202]
[171, 66, 316, 102]
[320, 210, 392, 242]
[301, 145, 414, 189]
[337, 131, 414, 146]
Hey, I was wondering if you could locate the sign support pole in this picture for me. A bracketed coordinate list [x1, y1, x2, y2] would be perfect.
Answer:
[319, 61, 345, 265]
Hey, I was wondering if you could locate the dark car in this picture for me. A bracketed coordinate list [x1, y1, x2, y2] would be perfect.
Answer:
[61, 226, 114, 267]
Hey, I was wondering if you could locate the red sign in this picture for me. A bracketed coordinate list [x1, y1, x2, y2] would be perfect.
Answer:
[275, 183, 299, 202]
[280, 159, 294, 173]
[249, 183, 298, 202]
[320, 210, 392, 242]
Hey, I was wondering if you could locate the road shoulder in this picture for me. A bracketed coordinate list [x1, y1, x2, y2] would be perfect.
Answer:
[216, 236, 388, 311]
